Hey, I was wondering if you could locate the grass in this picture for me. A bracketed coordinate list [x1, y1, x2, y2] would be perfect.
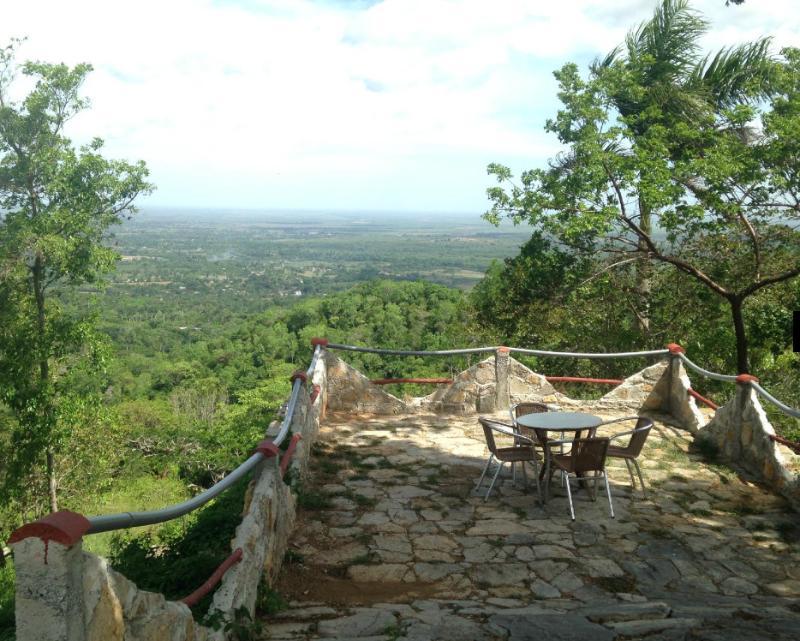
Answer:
[107, 474, 251, 617]
[295, 486, 332, 510]
[0, 560, 14, 641]
[283, 549, 305, 565]
[79, 474, 190, 558]
[256, 585, 287, 617]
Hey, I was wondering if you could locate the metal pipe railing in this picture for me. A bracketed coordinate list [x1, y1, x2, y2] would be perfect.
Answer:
[752, 383, 800, 419]
[676, 353, 739, 383]
[86, 345, 322, 535]
[326, 343, 497, 356]
[510, 347, 670, 359]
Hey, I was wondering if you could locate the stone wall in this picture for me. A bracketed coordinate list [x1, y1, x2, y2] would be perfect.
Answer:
[699, 383, 800, 508]
[324, 350, 702, 429]
[10, 354, 329, 641]
[324, 353, 407, 414]
[422, 356, 497, 414]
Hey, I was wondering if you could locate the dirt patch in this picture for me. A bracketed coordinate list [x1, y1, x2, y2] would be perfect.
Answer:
[275, 568, 441, 605]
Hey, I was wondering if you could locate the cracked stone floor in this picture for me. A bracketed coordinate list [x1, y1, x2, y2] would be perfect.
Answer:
[261, 411, 800, 640]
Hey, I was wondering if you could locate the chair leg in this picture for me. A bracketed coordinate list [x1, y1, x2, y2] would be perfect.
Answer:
[485, 461, 504, 500]
[475, 455, 493, 492]
[633, 459, 647, 499]
[564, 473, 576, 520]
[603, 472, 615, 519]
[530, 457, 542, 503]
[521, 460, 528, 489]
[624, 458, 637, 491]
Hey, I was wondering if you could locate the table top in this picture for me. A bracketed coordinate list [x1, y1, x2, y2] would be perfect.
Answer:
[516, 411, 602, 431]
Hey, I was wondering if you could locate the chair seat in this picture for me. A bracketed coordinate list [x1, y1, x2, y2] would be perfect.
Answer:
[606, 446, 635, 459]
[495, 446, 540, 463]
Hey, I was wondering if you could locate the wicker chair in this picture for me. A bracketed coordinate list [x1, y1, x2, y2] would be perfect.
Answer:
[509, 402, 550, 480]
[545, 436, 614, 520]
[603, 416, 653, 498]
[475, 418, 542, 502]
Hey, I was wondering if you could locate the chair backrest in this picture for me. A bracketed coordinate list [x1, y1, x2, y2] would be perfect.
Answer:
[478, 418, 499, 455]
[512, 402, 548, 420]
[571, 437, 610, 474]
[625, 417, 653, 457]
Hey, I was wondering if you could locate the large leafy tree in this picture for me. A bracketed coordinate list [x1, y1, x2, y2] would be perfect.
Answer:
[0, 41, 153, 512]
[486, 2, 800, 375]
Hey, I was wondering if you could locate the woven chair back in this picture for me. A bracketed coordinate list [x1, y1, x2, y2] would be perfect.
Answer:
[625, 418, 653, 457]
[571, 437, 610, 474]
[513, 402, 548, 418]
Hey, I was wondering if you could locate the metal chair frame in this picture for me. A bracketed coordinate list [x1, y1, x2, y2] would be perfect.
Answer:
[602, 416, 653, 498]
[475, 418, 542, 502]
[509, 402, 550, 482]
[543, 436, 614, 521]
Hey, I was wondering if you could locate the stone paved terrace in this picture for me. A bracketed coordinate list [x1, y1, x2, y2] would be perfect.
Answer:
[263, 410, 800, 641]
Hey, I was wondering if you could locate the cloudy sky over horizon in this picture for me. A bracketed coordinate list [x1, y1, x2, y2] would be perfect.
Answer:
[2, 0, 798, 214]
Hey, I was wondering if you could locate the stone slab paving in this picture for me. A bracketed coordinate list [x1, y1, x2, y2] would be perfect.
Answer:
[261, 411, 800, 640]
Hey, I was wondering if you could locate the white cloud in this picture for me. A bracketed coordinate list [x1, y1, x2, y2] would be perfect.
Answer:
[0, 0, 797, 211]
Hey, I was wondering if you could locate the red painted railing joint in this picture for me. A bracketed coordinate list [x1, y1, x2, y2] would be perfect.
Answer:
[180, 548, 243, 607]
[310, 384, 321, 403]
[666, 343, 685, 354]
[8, 510, 91, 548]
[310, 337, 329, 347]
[255, 440, 280, 458]
[290, 370, 308, 383]
[280, 434, 303, 477]
[736, 373, 760, 384]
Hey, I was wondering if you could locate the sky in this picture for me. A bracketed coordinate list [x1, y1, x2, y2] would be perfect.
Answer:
[1, 0, 798, 214]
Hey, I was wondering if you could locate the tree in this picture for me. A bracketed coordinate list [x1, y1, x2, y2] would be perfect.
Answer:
[0, 40, 153, 512]
[486, 5, 800, 375]
[592, 0, 774, 334]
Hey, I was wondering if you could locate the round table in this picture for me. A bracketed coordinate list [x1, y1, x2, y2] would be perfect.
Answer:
[515, 411, 602, 434]
[515, 411, 602, 498]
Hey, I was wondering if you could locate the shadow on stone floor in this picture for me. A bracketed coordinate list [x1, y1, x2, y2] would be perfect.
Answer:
[263, 411, 800, 640]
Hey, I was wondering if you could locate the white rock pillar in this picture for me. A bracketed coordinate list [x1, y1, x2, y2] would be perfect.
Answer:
[310, 337, 329, 419]
[495, 346, 511, 412]
[9, 511, 91, 641]
[665, 342, 706, 432]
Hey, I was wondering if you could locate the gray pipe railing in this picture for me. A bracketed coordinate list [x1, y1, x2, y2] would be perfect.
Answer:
[509, 347, 670, 359]
[326, 343, 497, 356]
[752, 382, 800, 419]
[86, 344, 322, 535]
[676, 353, 739, 383]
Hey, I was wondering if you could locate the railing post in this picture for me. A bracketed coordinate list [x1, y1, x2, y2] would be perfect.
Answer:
[495, 346, 511, 411]
[8, 511, 91, 641]
[666, 342, 686, 413]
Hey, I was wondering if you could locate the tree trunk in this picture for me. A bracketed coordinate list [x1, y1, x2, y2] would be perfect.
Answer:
[33, 254, 58, 512]
[46, 448, 58, 512]
[730, 296, 750, 374]
[636, 197, 652, 335]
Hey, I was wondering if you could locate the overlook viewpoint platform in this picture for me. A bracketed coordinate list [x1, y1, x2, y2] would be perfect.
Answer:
[8, 342, 800, 641]
[265, 410, 800, 641]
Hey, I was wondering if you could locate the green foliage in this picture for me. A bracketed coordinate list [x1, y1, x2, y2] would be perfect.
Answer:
[0, 39, 153, 511]
[485, 1, 800, 374]
[256, 585, 287, 616]
[203, 605, 263, 640]
[0, 559, 14, 641]
[108, 474, 250, 615]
